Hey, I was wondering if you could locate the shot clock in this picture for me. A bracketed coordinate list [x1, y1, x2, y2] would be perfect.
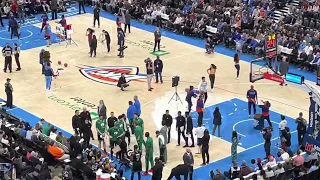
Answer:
[265, 33, 277, 58]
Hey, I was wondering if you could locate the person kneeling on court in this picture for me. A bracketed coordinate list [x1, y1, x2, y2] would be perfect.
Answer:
[167, 164, 189, 180]
[117, 73, 129, 91]
[47, 140, 70, 160]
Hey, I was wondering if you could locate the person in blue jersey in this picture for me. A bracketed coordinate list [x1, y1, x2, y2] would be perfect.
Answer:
[247, 85, 258, 118]
[44, 22, 52, 47]
[259, 100, 272, 127]
[134, 95, 141, 117]
[57, 15, 67, 36]
[186, 86, 197, 112]
[44, 62, 56, 91]
[40, 12, 49, 33]
[127, 101, 137, 134]
[8, 16, 19, 40]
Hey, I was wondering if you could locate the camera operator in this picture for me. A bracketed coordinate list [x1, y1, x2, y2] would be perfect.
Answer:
[262, 127, 272, 158]
[117, 28, 125, 58]
[145, 58, 154, 91]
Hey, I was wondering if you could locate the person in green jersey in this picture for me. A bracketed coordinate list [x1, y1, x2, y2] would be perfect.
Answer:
[42, 123, 52, 136]
[108, 125, 125, 159]
[134, 113, 144, 132]
[156, 130, 167, 163]
[134, 122, 143, 151]
[142, 132, 154, 176]
[96, 116, 107, 153]
[116, 114, 130, 144]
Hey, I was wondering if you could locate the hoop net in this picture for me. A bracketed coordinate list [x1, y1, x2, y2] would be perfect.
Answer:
[250, 58, 284, 84]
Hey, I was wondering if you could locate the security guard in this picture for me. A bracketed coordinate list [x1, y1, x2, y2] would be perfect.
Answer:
[117, 28, 125, 58]
[2, 43, 13, 73]
[13, 43, 21, 71]
[4, 78, 13, 108]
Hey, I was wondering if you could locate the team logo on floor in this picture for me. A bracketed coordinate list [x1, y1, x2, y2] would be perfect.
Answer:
[76, 65, 147, 86]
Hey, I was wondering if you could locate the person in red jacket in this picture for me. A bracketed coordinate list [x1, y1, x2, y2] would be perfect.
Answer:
[196, 95, 204, 125]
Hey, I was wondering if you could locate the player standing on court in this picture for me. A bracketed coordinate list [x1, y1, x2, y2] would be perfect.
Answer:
[96, 116, 107, 153]
[40, 12, 48, 33]
[143, 132, 154, 176]
[131, 145, 142, 180]
[2, 43, 13, 73]
[44, 62, 55, 90]
[134, 122, 143, 150]
[44, 22, 52, 47]
[247, 85, 258, 118]
[13, 43, 21, 71]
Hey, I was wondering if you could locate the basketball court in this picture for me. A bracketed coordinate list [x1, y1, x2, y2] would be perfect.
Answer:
[0, 6, 315, 179]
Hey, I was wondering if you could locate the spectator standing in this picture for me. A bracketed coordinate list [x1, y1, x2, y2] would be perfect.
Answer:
[212, 107, 222, 137]
[183, 148, 194, 180]
[134, 95, 141, 116]
[279, 57, 289, 86]
[176, 111, 187, 147]
[185, 111, 195, 147]
[93, 5, 100, 28]
[97, 99, 107, 119]
[154, 56, 163, 84]
[89, 35, 97, 57]
[201, 129, 210, 165]
[231, 131, 240, 162]
[124, 10, 131, 33]
[4, 78, 13, 108]
[51, 0, 58, 20]
[198, 77, 208, 103]
[78, 0, 86, 14]
[162, 110, 172, 143]
[72, 110, 81, 135]
[154, 27, 161, 52]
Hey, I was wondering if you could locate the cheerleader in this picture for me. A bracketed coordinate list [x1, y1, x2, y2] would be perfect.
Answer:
[130, 145, 142, 180]
[207, 64, 217, 90]
[13, 43, 21, 71]
[234, 53, 240, 79]
[198, 77, 208, 103]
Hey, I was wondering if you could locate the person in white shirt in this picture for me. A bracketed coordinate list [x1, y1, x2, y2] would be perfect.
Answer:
[0, 131, 10, 146]
[280, 149, 290, 161]
[265, 156, 277, 167]
[173, 14, 183, 33]
[303, 43, 313, 56]
[26, 127, 33, 140]
[198, 77, 208, 103]
[279, 115, 287, 139]
[194, 123, 206, 154]
[265, 166, 275, 178]
[274, 163, 285, 176]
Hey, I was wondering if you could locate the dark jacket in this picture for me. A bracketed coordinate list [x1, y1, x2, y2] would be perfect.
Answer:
[72, 115, 82, 129]
[162, 114, 172, 127]
[94, 7, 100, 18]
[279, 61, 289, 76]
[154, 59, 163, 72]
[125, 13, 131, 24]
[51, 0, 58, 10]
[151, 162, 163, 180]
[90, 38, 97, 48]
[154, 31, 161, 40]
[176, 116, 186, 128]
[117, 76, 127, 87]
[98, 105, 107, 119]
[186, 116, 193, 133]
[104, 32, 111, 44]
[170, 164, 189, 177]
[80, 111, 92, 125]
[213, 110, 222, 125]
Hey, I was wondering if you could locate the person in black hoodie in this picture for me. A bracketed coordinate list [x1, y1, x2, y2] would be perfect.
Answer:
[154, 56, 163, 83]
[72, 110, 82, 135]
[176, 111, 187, 147]
[93, 5, 100, 28]
[151, 157, 163, 180]
[162, 110, 172, 143]
[212, 107, 222, 137]
[82, 119, 92, 148]
[117, 73, 129, 91]
[201, 129, 210, 165]
[90, 35, 97, 57]
[185, 111, 195, 147]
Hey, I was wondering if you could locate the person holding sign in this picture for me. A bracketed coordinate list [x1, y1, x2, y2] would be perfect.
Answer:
[247, 85, 258, 118]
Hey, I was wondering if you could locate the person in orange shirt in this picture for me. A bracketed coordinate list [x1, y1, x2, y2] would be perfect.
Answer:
[47, 141, 70, 160]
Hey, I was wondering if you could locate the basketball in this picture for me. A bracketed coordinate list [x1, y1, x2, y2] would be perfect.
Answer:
[64, 63, 68, 67]
[58, 61, 61, 65]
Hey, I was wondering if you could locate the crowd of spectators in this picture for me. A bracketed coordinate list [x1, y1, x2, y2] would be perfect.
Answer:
[100, 0, 320, 73]
[0, 109, 126, 180]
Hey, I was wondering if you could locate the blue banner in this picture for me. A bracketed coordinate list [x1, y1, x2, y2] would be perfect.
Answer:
[307, 97, 316, 135]
[303, 135, 320, 157]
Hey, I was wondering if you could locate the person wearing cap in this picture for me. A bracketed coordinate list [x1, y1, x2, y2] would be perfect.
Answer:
[155, 130, 167, 164]
[145, 58, 154, 91]
[4, 78, 13, 108]
[2, 43, 13, 73]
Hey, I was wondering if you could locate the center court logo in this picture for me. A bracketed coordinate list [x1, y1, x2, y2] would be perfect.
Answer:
[77, 65, 147, 86]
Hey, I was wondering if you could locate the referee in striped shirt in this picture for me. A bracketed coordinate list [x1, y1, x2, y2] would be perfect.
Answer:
[13, 43, 21, 71]
[2, 43, 13, 73]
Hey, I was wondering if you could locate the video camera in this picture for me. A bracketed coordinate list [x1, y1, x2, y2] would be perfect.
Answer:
[260, 126, 273, 134]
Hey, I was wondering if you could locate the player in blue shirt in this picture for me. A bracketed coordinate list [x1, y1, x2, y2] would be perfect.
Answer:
[186, 86, 197, 112]
[247, 85, 258, 118]
[44, 22, 52, 47]
[134, 95, 141, 116]
[44, 62, 56, 91]
[40, 12, 49, 33]
[8, 16, 19, 40]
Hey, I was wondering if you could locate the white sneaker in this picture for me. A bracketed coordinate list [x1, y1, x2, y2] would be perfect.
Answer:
[249, 115, 251, 118]
[236, 77, 239, 80]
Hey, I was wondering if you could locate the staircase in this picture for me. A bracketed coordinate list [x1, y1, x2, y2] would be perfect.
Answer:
[271, 0, 300, 23]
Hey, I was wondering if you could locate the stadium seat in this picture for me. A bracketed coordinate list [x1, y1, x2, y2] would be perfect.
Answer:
[315, 22, 320, 30]
[302, 19, 309, 27]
